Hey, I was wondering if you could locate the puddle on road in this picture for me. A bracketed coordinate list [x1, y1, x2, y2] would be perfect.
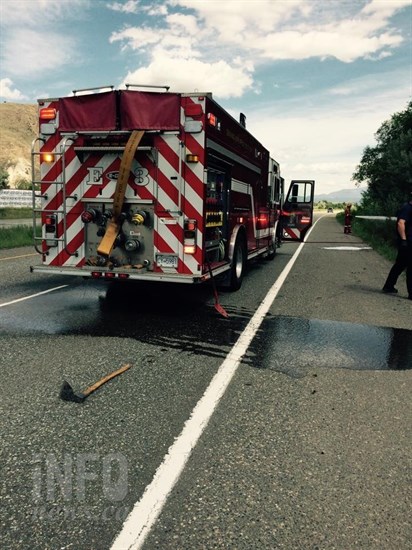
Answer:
[1, 281, 411, 370]
[245, 316, 412, 374]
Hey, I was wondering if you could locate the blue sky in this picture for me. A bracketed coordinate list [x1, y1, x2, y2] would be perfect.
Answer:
[1, 0, 411, 194]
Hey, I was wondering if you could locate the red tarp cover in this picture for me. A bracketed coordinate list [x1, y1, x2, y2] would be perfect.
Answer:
[59, 92, 117, 131]
[120, 91, 180, 130]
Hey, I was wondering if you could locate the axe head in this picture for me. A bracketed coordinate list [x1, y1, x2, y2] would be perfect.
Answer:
[59, 381, 86, 403]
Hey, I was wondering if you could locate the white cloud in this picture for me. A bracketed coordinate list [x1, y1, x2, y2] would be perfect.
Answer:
[0, 0, 86, 80]
[247, 69, 411, 193]
[110, 26, 165, 50]
[120, 52, 253, 98]
[107, 0, 140, 14]
[166, 13, 200, 36]
[2, 29, 74, 78]
[109, 0, 410, 103]
[0, 78, 28, 100]
[1, 0, 88, 26]
[170, 0, 408, 63]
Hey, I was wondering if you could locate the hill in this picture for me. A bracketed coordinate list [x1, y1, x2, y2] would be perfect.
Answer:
[0, 102, 37, 187]
[315, 187, 367, 203]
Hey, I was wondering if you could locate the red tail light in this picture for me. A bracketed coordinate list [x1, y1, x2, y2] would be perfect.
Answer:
[45, 215, 56, 233]
[44, 214, 58, 247]
[184, 219, 197, 254]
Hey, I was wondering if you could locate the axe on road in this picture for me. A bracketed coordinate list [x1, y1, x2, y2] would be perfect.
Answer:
[60, 364, 131, 403]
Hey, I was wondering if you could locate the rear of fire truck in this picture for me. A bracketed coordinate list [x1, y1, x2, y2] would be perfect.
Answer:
[31, 86, 228, 285]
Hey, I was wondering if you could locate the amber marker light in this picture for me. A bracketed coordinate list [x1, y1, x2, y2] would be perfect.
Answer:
[40, 152, 55, 163]
[39, 108, 56, 120]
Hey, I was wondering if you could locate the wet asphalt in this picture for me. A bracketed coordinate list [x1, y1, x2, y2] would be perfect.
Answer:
[0, 214, 411, 549]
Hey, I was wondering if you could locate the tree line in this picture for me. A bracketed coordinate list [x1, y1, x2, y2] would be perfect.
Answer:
[0, 165, 31, 190]
[352, 100, 412, 215]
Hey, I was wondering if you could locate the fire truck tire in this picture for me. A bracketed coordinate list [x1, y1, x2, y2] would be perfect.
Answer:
[266, 239, 277, 260]
[229, 235, 246, 291]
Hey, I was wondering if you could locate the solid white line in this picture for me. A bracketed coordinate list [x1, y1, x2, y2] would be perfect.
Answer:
[111, 217, 321, 550]
[0, 285, 69, 308]
[322, 246, 372, 250]
[0, 253, 38, 261]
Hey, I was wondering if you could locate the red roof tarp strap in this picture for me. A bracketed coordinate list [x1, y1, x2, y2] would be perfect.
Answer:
[120, 91, 180, 131]
[59, 91, 117, 131]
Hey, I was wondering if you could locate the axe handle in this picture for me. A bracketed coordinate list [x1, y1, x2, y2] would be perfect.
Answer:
[97, 130, 145, 257]
[82, 364, 132, 397]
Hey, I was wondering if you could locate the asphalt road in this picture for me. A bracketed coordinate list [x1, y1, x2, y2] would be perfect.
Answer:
[0, 214, 411, 550]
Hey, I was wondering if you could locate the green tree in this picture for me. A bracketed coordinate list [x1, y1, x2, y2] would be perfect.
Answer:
[0, 166, 9, 190]
[352, 101, 412, 215]
[15, 178, 31, 190]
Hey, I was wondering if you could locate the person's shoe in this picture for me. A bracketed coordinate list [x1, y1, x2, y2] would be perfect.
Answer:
[382, 286, 398, 294]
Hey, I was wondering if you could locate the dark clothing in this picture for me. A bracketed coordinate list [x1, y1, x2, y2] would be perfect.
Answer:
[396, 201, 412, 243]
[384, 241, 412, 297]
[383, 201, 412, 298]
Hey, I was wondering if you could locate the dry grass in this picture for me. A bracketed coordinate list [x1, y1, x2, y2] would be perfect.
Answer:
[0, 102, 37, 186]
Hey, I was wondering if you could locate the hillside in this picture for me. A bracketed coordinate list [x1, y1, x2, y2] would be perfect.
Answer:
[0, 102, 37, 187]
[315, 187, 367, 203]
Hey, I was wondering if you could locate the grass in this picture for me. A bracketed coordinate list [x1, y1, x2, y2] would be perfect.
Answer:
[0, 225, 40, 249]
[0, 207, 33, 219]
[336, 211, 397, 263]
[0, 210, 399, 263]
[0, 208, 39, 249]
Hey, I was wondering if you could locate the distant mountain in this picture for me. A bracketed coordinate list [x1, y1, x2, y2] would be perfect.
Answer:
[315, 187, 367, 203]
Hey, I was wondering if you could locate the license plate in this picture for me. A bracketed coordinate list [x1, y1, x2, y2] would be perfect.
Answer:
[156, 254, 178, 268]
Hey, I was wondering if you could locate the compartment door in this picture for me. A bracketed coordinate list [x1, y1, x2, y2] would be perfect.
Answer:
[282, 180, 315, 241]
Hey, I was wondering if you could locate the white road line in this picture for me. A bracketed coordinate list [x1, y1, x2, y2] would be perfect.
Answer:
[111, 217, 321, 550]
[0, 285, 69, 308]
[322, 246, 372, 250]
[0, 253, 38, 261]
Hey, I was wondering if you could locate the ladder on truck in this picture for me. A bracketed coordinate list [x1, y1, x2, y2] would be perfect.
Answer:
[31, 136, 78, 256]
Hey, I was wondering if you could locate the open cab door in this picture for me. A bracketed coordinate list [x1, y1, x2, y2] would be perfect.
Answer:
[281, 180, 315, 241]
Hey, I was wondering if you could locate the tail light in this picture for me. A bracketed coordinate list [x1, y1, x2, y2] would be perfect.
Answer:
[45, 214, 57, 247]
[45, 215, 56, 233]
[184, 219, 197, 254]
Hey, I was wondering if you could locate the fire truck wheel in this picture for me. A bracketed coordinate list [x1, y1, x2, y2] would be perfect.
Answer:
[229, 235, 246, 291]
[266, 240, 277, 260]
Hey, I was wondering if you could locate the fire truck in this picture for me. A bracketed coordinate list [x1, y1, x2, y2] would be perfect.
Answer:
[31, 85, 314, 290]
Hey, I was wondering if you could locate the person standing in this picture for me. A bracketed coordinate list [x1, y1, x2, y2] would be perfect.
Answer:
[344, 203, 352, 234]
[382, 192, 412, 299]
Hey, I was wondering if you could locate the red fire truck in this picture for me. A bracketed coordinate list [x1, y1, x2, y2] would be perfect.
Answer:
[31, 85, 314, 290]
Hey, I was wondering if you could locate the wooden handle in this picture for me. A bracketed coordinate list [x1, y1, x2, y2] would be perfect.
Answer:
[83, 364, 132, 397]
[97, 219, 120, 257]
[97, 130, 145, 257]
